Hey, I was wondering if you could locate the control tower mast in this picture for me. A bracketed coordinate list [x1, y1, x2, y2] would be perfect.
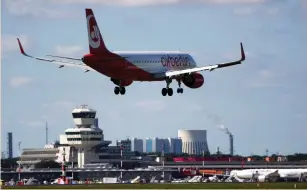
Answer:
[65, 105, 103, 168]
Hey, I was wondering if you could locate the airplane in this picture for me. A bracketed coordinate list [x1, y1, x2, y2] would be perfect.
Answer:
[229, 168, 307, 182]
[17, 8, 246, 96]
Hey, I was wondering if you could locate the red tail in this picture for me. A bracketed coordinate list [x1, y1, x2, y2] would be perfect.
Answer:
[85, 9, 109, 54]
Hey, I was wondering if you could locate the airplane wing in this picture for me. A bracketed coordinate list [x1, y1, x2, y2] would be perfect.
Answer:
[155, 42, 245, 78]
[16, 38, 94, 72]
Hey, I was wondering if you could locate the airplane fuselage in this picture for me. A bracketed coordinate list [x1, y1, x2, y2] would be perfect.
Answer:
[82, 51, 197, 81]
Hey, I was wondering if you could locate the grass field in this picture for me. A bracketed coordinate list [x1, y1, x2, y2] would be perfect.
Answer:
[3, 182, 307, 189]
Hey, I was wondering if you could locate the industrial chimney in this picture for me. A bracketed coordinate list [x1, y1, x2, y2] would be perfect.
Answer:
[229, 134, 234, 156]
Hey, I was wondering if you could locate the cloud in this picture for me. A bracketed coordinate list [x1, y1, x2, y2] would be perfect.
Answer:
[233, 5, 280, 15]
[5, 0, 269, 18]
[303, 1, 307, 11]
[135, 100, 166, 111]
[9, 76, 33, 88]
[233, 7, 255, 15]
[54, 45, 85, 57]
[2, 35, 29, 58]
[5, 0, 70, 18]
[266, 7, 279, 15]
[52, 0, 267, 6]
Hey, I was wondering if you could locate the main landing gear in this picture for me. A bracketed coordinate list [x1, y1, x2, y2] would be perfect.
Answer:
[177, 79, 184, 94]
[114, 86, 126, 95]
[161, 78, 183, 96]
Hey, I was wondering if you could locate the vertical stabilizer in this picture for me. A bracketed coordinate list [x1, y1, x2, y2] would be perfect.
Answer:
[85, 9, 109, 54]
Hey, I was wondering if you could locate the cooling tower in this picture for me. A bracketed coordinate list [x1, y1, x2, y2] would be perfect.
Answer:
[178, 130, 209, 155]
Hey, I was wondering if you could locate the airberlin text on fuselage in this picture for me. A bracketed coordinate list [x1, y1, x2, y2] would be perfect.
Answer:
[161, 55, 191, 67]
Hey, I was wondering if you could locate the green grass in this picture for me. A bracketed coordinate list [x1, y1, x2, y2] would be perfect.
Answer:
[3, 182, 307, 189]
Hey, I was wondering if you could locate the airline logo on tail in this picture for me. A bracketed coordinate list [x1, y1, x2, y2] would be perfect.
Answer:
[87, 14, 101, 49]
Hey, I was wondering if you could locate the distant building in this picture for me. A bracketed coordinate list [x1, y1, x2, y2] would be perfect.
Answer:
[131, 138, 143, 153]
[168, 138, 182, 154]
[7, 132, 13, 159]
[94, 118, 99, 128]
[141, 137, 182, 154]
[144, 138, 153, 153]
[116, 139, 131, 153]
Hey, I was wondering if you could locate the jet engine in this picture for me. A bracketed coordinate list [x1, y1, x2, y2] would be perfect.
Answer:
[182, 72, 204, 89]
[111, 78, 133, 86]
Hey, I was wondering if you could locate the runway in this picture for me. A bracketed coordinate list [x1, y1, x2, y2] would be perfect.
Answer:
[12, 189, 295, 190]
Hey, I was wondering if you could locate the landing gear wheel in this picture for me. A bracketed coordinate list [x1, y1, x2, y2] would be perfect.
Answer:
[177, 88, 183, 93]
[167, 88, 173, 96]
[114, 86, 120, 95]
[161, 88, 167, 96]
[119, 87, 126, 95]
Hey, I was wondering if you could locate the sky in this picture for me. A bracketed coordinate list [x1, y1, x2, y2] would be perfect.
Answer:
[1, 0, 307, 157]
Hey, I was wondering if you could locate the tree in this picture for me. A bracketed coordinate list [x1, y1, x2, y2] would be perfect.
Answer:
[34, 160, 61, 168]
[1, 157, 19, 168]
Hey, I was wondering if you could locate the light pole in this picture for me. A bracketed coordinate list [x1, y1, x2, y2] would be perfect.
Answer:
[120, 144, 123, 179]
[18, 142, 22, 182]
[71, 147, 74, 179]
[162, 144, 164, 182]
[202, 149, 205, 178]
[202, 149, 205, 166]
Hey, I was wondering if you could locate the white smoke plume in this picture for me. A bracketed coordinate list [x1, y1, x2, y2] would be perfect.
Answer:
[218, 125, 232, 135]
[203, 112, 233, 135]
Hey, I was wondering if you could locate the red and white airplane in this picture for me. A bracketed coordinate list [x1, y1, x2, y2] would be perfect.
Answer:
[17, 8, 246, 96]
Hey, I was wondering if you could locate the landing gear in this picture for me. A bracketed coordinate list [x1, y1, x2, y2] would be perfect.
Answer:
[177, 88, 183, 93]
[177, 79, 183, 94]
[114, 86, 120, 95]
[114, 86, 126, 95]
[119, 87, 126, 95]
[162, 88, 173, 96]
[161, 78, 174, 96]
[162, 88, 168, 96]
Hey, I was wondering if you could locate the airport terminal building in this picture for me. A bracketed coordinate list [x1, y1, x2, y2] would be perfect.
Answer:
[18, 105, 210, 169]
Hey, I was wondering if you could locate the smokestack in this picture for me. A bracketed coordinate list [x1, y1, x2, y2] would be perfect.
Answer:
[46, 122, 48, 145]
[218, 125, 234, 156]
[229, 134, 234, 156]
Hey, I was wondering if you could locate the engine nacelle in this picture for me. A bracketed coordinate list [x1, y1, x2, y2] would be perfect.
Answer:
[182, 72, 204, 89]
[111, 78, 133, 87]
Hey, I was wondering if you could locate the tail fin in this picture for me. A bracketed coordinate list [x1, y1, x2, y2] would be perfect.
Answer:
[85, 9, 109, 54]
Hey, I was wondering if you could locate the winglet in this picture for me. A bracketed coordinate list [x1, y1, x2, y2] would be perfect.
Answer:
[17, 38, 27, 56]
[240, 42, 245, 61]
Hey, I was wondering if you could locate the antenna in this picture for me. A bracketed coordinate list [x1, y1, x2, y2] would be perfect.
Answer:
[46, 122, 48, 144]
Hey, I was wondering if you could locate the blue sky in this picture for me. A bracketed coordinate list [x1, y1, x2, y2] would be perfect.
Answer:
[2, 0, 307, 157]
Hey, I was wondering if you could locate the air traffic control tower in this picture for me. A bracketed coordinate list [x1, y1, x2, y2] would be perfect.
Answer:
[64, 105, 103, 168]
